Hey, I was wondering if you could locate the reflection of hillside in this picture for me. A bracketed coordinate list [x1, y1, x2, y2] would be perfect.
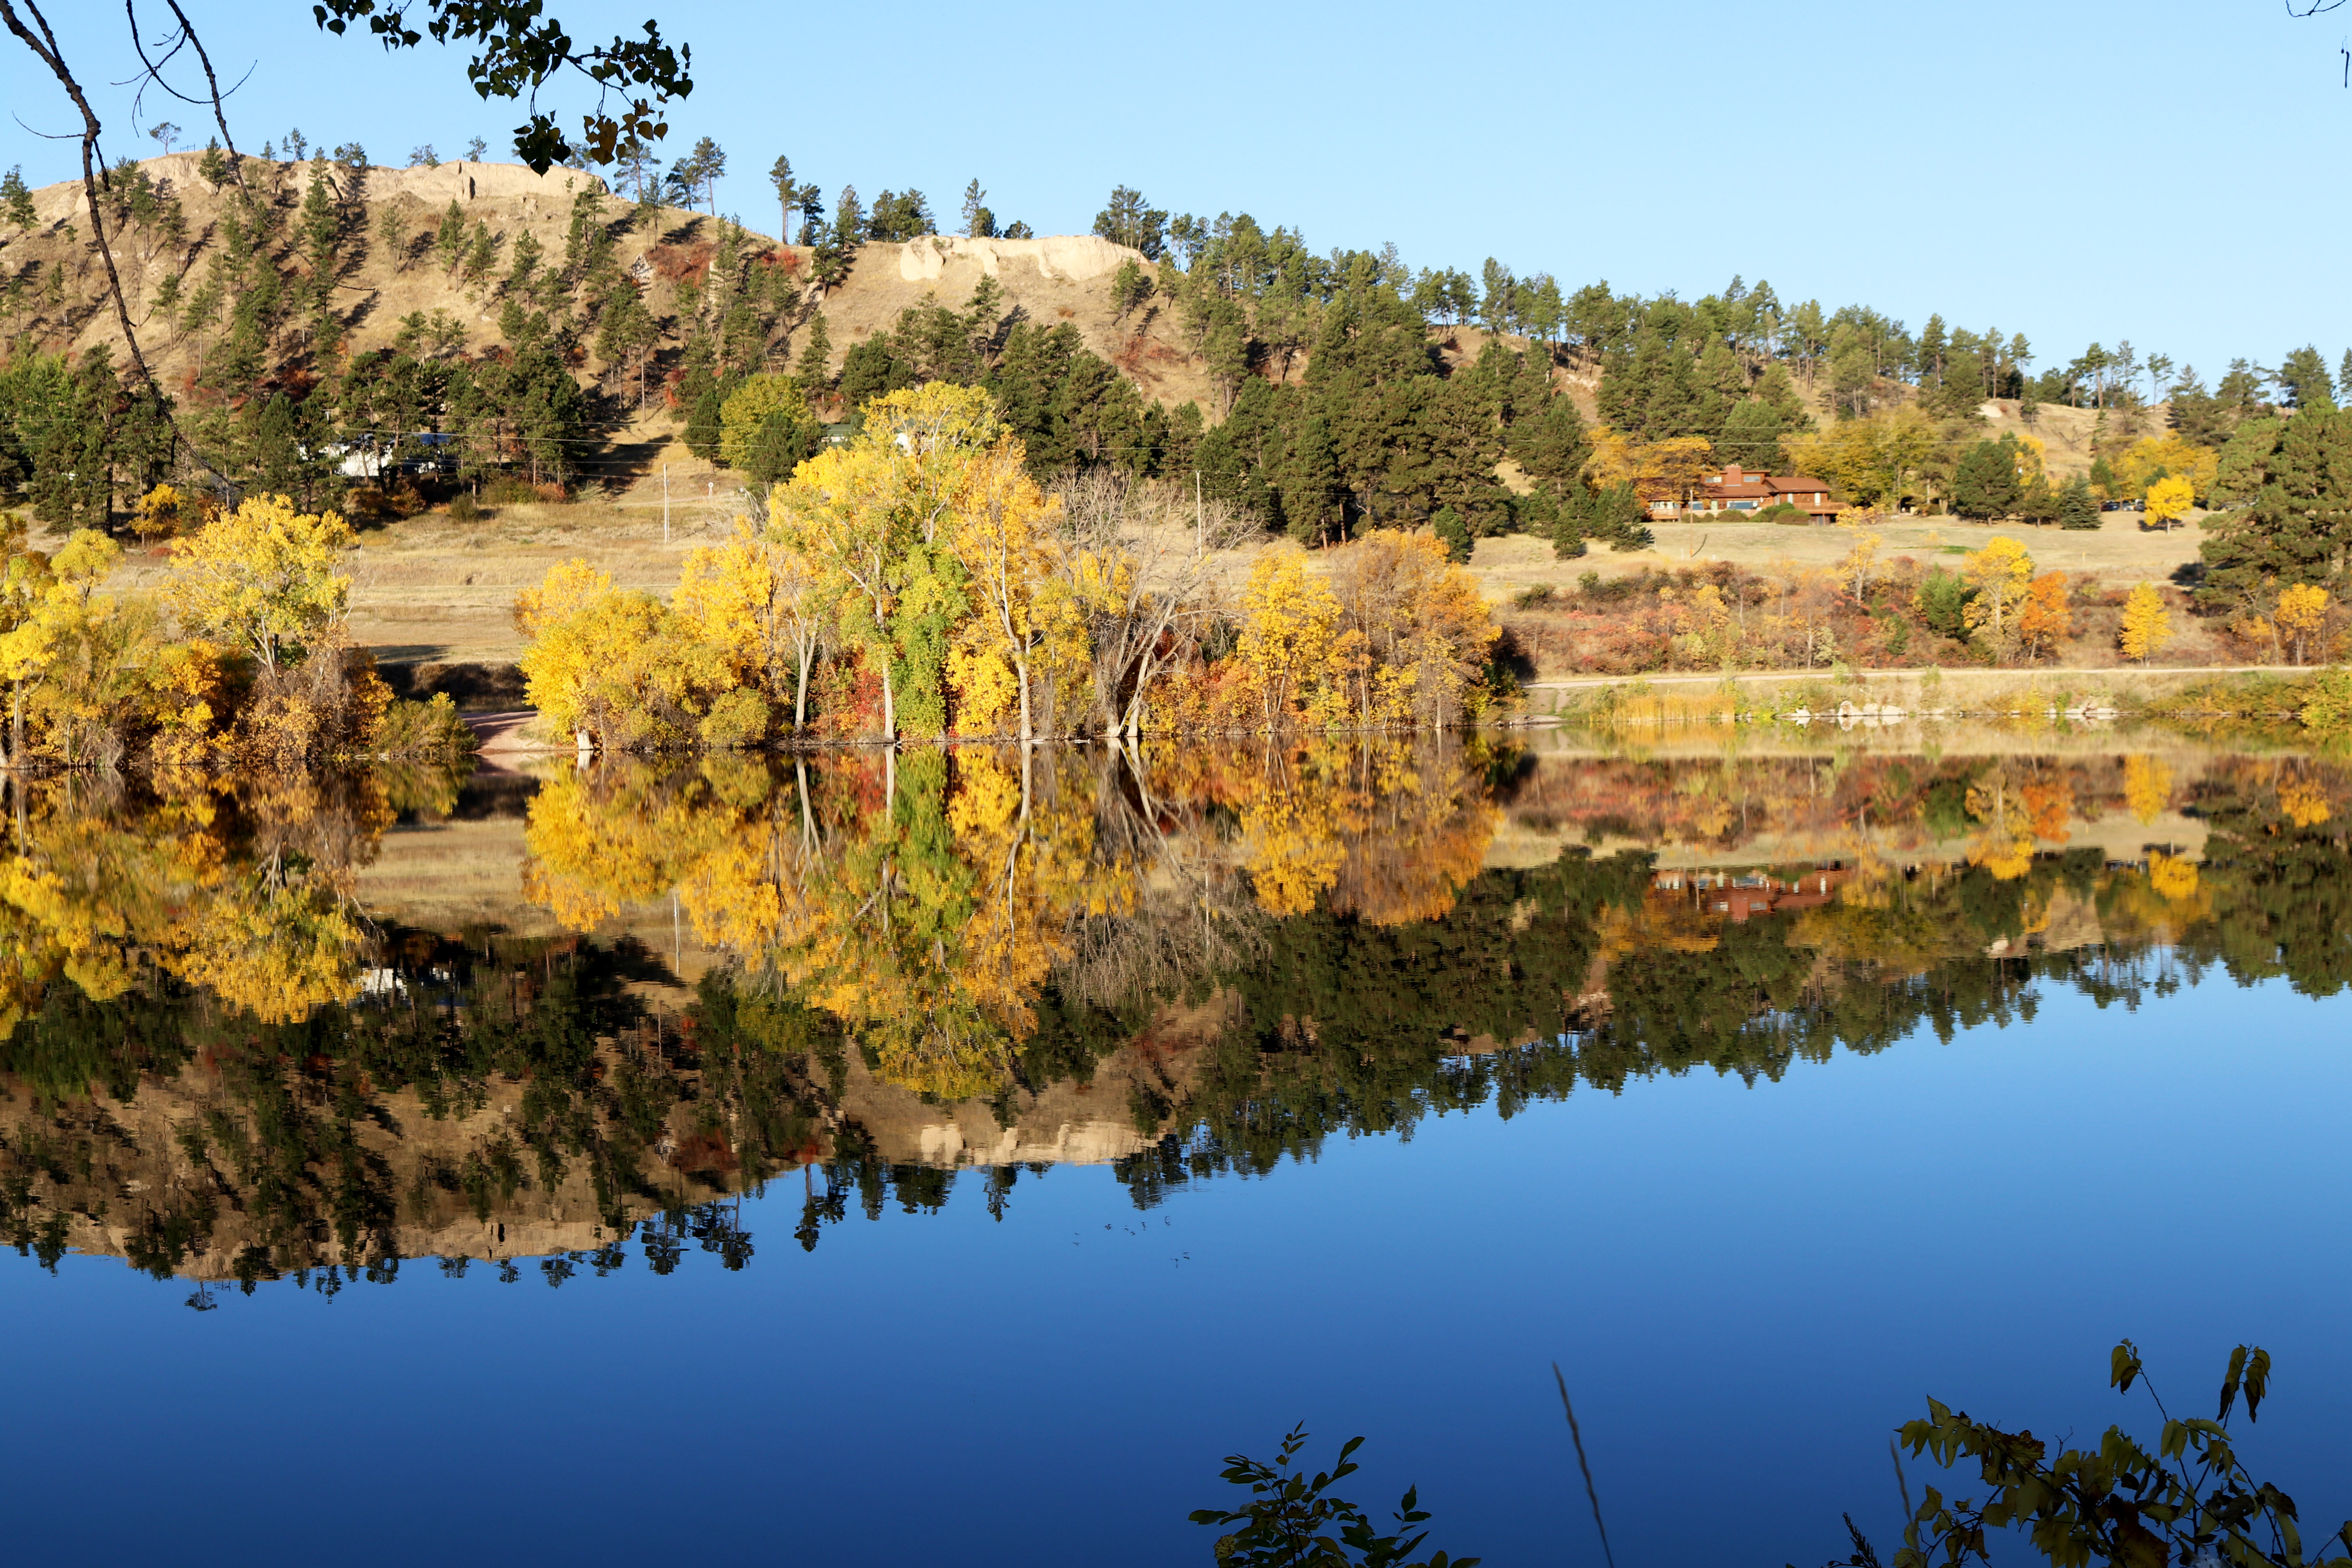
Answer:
[1489, 750, 2235, 871]
[4, 744, 2346, 1286]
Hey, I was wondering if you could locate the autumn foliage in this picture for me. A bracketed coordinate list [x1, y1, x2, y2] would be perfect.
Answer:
[0, 495, 451, 773]
[516, 379, 1505, 750]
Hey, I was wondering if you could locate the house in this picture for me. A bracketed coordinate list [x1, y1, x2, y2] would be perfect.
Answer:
[1647, 464, 1846, 522]
[1651, 864, 1853, 923]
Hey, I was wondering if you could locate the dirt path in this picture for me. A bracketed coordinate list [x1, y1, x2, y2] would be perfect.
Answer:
[463, 709, 557, 754]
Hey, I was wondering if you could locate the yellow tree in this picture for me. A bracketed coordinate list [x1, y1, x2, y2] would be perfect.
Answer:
[0, 536, 57, 767]
[1325, 532, 1499, 728]
[515, 559, 714, 750]
[2123, 755, 2174, 824]
[946, 439, 1062, 742]
[130, 482, 189, 543]
[1233, 554, 1339, 731]
[1586, 430, 1717, 511]
[17, 531, 150, 767]
[2275, 582, 2331, 665]
[2119, 583, 2172, 663]
[1840, 528, 1882, 601]
[167, 874, 363, 1025]
[166, 494, 354, 672]
[2145, 474, 2195, 534]
[676, 515, 831, 729]
[771, 383, 1003, 742]
[1961, 536, 2034, 654]
[2114, 436, 2218, 501]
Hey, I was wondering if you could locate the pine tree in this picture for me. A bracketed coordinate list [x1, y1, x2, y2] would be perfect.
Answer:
[1717, 400, 1786, 473]
[1093, 186, 1167, 258]
[795, 312, 834, 389]
[1952, 437, 2023, 520]
[593, 281, 658, 407]
[688, 137, 725, 214]
[767, 155, 797, 241]
[2276, 345, 2337, 412]
[435, 199, 466, 275]
[959, 179, 992, 238]
[2056, 475, 2100, 530]
[1431, 506, 1471, 563]
[1277, 413, 1344, 546]
[686, 385, 724, 460]
[1, 167, 33, 232]
[2198, 408, 2352, 602]
[461, 220, 500, 286]
[745, 410, 816, 492]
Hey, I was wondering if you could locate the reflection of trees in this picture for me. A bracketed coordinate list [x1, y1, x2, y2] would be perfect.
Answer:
[522, 750, 1134, 1099]
[0, 772, 392, 1034]
[2178, 758, 2352, 996]
[5, 749, 2350, 1287]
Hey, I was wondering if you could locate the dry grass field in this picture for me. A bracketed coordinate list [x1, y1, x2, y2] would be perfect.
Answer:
[97, 475, 2219, 674]
[1470, 508, 2214, 597]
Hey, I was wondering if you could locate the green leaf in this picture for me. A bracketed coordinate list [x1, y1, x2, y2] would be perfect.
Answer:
[2218, 1344, 2248, 1423]
[2245, 1347, 2271, 1423]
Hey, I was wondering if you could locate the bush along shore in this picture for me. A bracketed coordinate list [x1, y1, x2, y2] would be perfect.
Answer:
[1528, 665, 2352, 746]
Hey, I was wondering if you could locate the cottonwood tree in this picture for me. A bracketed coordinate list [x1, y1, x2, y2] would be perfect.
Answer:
[166, 493, 354, 672]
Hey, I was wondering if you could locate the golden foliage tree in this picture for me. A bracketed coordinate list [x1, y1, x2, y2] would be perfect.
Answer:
[2275, 582, 2332, 665]
[515, 559, 719, 749]
[945, 440, 1063, 742]
[1961, 536, 2034, 654]
[2144, 474, 2196, 534]
[676, 515, 828, 734]
[1323, 531, 1500, 728]
[770, 383, 1004, 741]
[1233, 554, 1339, 732]
[166, 494, 354, 673]
[2119, 583, 2172, 663]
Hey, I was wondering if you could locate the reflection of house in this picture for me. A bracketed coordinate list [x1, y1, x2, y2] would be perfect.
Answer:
[1648, 465, 1845, 523]
[1651, 864, 1852, 922]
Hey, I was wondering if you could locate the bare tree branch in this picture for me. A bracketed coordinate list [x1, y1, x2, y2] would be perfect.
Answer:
[0, 0, 161, 396]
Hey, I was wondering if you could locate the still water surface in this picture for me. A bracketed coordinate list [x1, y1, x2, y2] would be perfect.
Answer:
[1, 738, 2345, 1564]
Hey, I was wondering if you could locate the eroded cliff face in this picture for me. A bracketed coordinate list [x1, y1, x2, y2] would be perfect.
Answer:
[2, 1021, 754, 1282]
[0, 984, 1240, 1283]
[836, 992, 1237, 1171]
[3, 154, 1215, 408]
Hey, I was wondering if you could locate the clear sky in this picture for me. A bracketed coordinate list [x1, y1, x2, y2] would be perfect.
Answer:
[3, 0, 2342, 379]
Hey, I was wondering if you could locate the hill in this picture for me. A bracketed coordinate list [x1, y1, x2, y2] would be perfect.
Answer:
[0, 152, 1212, 418]
[2, 152, 2224, 680]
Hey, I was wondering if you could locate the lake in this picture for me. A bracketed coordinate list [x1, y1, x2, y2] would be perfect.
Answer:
[2, 734, 2346, 1566]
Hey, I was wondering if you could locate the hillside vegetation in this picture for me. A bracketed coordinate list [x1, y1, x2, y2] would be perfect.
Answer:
[2, 150, 2347, 706]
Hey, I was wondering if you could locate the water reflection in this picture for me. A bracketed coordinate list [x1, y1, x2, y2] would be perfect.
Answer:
[2, 740, 2346, 1289]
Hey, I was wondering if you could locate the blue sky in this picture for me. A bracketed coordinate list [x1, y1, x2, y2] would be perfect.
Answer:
[3, 0, 2341, 379]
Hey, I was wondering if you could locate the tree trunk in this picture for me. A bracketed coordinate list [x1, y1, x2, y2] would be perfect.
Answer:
[879, 658, 895, 743]
[794, 640, 810, 729]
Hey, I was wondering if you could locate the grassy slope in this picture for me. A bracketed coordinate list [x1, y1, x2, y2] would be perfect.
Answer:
[4, 157, 2221, 670]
